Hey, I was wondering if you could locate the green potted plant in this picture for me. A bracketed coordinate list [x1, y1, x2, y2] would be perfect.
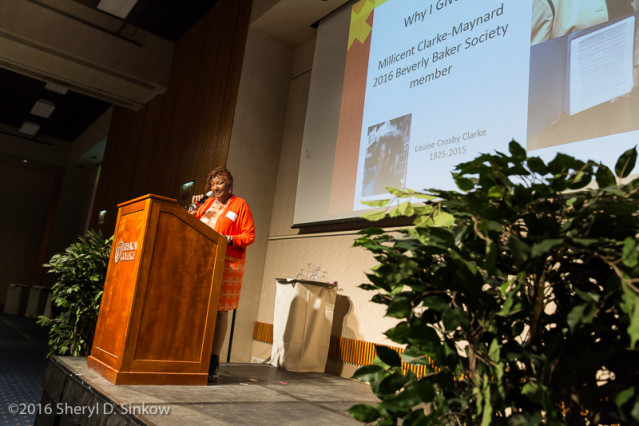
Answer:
[38, 229, 112, 357]
[349, 142, 639, 425]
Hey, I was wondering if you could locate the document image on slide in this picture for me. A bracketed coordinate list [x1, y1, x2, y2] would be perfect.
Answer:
[569, 15, 636, 115]
[361, 114, 411, 197]
[528, 13, 639, 151]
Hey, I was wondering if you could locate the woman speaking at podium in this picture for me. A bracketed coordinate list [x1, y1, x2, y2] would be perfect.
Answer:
[191, 167, 255, 382]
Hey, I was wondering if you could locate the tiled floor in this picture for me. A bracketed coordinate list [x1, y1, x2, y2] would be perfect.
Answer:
[0, 313, 49, 426]
[48, 357, 378, 425]
[0, 312, 379, 425]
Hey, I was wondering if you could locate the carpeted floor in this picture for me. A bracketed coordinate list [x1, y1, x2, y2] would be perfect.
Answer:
[0, 313, 49, 426]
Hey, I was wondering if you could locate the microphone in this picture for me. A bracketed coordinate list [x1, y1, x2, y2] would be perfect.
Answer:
[188, 191, 214, 212]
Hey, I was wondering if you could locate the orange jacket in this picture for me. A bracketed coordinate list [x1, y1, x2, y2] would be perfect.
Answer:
[194, 195, 255, 259]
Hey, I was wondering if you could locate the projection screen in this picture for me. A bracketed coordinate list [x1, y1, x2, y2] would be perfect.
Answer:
[294, 0, 639, 226]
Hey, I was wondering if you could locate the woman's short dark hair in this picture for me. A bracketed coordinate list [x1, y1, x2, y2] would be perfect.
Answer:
[207, 167, 233, 189]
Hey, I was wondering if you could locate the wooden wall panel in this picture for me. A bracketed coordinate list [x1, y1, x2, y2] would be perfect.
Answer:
[91, 0, 252, 233]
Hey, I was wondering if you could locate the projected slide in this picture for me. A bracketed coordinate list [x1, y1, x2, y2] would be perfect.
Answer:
[296, 0, 639, 225]
[331, 0, 532, 213]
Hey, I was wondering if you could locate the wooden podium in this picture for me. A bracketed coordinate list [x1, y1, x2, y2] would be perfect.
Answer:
[87, 194, 226, 385]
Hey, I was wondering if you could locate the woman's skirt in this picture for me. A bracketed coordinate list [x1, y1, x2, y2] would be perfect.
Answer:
[218, 256, 245, 311]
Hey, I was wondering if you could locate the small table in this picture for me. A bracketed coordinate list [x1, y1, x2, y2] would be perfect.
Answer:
[271, 278, 337, 372]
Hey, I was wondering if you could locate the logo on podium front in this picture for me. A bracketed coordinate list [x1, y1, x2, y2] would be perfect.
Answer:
[114, 241, 138, 263]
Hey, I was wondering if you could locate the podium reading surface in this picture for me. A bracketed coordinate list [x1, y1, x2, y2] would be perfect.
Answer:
[87, 194, 226, 385]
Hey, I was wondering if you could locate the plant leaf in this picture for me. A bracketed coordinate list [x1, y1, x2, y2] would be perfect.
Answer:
[361, 199, 391, 207]
[414, 380, 435, 403]
[522, 383, 541, 404]
[347, 404, 381, 422]
[615, 387, 635, 408]
[622, 237, 639, 268]
[527, 156, 547, 174]
[623, 287, 639, 348]
[615, 146, 637, 178]
[509, 140, 527, 159]
[379, 372, 409, 393]
[352, 364, 386, 382]
[362, 210, 387, 221]
[376, 345, 403, 367]
[385, 322, 410, 343]
[596, 164, 616, 188]
[454, 174, 475, 192]
[531, 239, 563, 258]
[567, 304, 592, 331]
[387, 298, 412, 319]
[488, 185, 506, 198]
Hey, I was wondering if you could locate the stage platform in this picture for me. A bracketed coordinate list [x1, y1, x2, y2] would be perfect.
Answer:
[35, 356, 378, 425]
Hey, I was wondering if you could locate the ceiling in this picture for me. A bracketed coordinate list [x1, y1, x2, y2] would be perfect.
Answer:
[0, 0, 222, 150]
[71, 0, 223, 43]
[0, 0, 348, 166]
[0, 67, 112, 143]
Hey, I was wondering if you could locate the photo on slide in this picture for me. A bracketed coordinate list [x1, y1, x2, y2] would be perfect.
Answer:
[361, 113, 411, 197]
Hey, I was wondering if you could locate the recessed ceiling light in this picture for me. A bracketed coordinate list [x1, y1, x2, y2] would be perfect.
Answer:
[97, 0, 139, 19]
[19, 121, 40, 136]
[31, 99, 56, 118]
[44, 81, 69, 95]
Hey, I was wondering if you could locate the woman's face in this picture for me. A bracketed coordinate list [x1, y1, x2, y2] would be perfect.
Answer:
[211, 174, 232, 203]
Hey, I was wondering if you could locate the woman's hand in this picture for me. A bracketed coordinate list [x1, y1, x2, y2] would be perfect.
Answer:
[188, 194, 205, 214]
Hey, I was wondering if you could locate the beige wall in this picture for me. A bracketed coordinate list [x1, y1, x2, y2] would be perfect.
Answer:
[228, 20, 397, 369]
[223, 27, 295, 362]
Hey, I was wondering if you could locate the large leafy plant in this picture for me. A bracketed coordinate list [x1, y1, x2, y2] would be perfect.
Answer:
[348, 142, 639, 425]
[38, 229, 112, 357]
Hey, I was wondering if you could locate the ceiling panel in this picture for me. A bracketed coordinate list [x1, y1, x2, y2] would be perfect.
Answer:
[0, 0, 222, 147]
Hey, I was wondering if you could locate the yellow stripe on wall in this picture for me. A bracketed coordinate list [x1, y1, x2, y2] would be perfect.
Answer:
[253, 321, 434, 377]
[252, 321, 273, 344]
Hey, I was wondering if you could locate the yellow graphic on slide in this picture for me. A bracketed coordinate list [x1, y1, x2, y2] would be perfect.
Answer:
[348, 0, 389, 49]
